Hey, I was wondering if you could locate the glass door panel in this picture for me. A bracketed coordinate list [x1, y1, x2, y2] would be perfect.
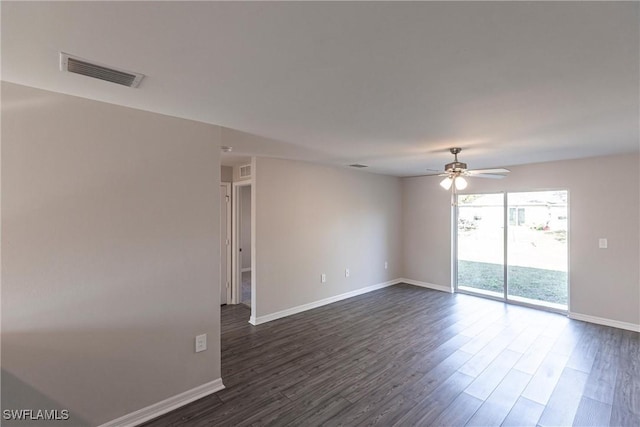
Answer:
[457, 193, 504, 298]
[506, 191, 568, 309]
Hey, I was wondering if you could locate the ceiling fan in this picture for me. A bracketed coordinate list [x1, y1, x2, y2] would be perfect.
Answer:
[424, 148, 510, 191]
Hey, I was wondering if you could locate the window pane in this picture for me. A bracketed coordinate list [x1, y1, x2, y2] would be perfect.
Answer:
[457, 193, 504, 298]
[506, 191, 568, 309]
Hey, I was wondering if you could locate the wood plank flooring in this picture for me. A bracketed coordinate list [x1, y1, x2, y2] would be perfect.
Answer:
[141, 284, 640, 426]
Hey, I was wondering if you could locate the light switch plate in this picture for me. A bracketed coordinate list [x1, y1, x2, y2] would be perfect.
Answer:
[195, 334, 207, 353]
[598, 238, 608, 249]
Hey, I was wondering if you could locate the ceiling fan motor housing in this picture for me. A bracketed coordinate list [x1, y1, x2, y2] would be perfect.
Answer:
[445, 161, 467, 172]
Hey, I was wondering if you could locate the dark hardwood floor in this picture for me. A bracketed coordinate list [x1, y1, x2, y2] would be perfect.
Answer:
[142, 284, 640, 426]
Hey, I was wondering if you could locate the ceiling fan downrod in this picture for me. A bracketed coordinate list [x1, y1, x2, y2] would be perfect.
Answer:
[450, 147, 461, 162]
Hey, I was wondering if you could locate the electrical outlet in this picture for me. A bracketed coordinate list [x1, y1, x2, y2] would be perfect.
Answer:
[599, 238, 608, 249]
[195, 334, 207, 353]
[321, 273, 326, 283]
[345, 268, 350, 278]
[385, 261, 388, 270]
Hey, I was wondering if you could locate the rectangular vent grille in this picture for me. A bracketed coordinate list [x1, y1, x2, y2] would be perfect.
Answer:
[239, 165, 252, 178]
[60, 53, 144, 88]
[349, 164, 368, 168]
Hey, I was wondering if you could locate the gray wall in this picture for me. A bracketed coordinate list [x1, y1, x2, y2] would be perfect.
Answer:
[254, 157, 402, 318]
[1, 83, 222, 426]
[221, 165, 233, 182]
[402, 176, 454, 289]
[402, 153, 640, 325]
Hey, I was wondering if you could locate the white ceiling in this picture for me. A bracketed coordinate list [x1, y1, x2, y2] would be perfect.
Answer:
[2, 1, 638, 176]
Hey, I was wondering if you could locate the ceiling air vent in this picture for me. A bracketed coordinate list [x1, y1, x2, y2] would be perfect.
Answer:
[60, 52, 145, 88]
[349, 164, 368, 168]
[239, 165, 252, 178]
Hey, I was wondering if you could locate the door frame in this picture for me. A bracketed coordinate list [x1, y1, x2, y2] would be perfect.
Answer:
[220, 182, 232, 305]
[453, 189, 570, 314]
[231, 180, 252, 305]
[453, 191, 506, 302]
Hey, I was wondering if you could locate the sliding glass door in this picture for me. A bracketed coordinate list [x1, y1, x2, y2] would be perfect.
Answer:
[457, 193, 504, 299]
[456, 190, 568, 311]
[506, 191, 568, 309]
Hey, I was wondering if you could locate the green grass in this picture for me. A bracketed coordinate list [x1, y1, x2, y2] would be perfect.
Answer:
[457, 260, 567, 305]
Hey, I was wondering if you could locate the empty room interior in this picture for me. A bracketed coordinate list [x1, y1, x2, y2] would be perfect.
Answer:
[2, 2, 639, 427]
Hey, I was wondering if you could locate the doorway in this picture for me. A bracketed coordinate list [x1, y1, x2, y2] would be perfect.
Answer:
[455, 190, 569, 311]
[456, 193, 504, 299]
[232, 182, 252, 308]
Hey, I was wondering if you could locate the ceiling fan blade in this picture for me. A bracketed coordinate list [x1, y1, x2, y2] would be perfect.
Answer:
[407, 172, 449, 178]
[470, 173, 507, 179]
[419, 169, 443, 176]
[467, 168, 510, 175]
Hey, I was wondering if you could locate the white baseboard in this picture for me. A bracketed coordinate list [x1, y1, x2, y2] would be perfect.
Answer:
[568, 312, 640, 332]
[249, 315, 257, 325]
[241, 268, 252, 273]
[98, 378, 225, 427]
[400, 278, 453, 294]
[251, 279, 402, 325]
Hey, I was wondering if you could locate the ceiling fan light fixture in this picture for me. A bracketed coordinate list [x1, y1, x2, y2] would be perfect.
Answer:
[428, 148, 509, 194]
[455, 176, 468, 190]
[440, 177, 453, 190]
